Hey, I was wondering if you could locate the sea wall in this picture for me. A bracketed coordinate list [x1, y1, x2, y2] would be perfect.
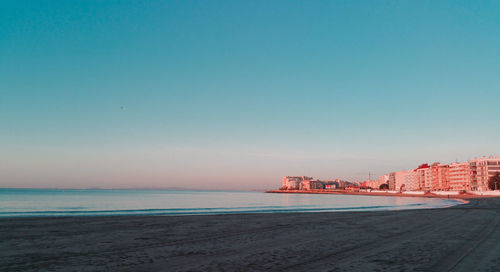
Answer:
[402, 191, 425, 195]
[369, 190, 400, 194]
[431, 191, 460, 195]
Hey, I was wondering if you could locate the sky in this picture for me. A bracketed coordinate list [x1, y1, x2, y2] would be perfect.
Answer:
[1, 1, 500, 190]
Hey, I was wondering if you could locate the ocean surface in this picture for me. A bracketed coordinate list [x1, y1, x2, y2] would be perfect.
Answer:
[0, 189, 463, 217]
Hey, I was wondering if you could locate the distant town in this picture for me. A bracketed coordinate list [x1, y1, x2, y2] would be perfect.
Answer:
[279, 156, 500, 193]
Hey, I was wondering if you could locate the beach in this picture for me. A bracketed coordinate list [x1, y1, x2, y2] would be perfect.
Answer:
[2, 197, 500, 272]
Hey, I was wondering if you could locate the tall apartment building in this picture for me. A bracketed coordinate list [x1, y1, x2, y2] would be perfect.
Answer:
[405, 170, 418, 191]
[383, 171, 408, 191]
[423, 167, 433, 190]
[394, 171, 407, 191]
[415, 164, 429, 190]
[469, 157, 500, 191]
[282, 176, 312, 190]
[430, 163, 449, 190]
[448, 162, 470, 191]
[388, 171, 410, 191]
[388, 173, 396, 190]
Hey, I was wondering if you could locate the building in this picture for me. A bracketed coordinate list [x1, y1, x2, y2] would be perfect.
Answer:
[414, 163, 433, 190]
[394, 170, 408, 191]
[336, 180, 356, 189]
[449, 162, 470, 191]
[323, 179, 341, 190]
[361, 180, 377, 189]
[423, 167, 433, 190]
[414, 164, 429, 191]
[299, 179, 324, 190]
[282, 176, 312, 190]
[379, 174, 389, 188]
[405, 170, 418, 191]
[429, 163, 449, 190]
[361, 179, 385, 189]
[469, 157, 500, 191]
[388, 173, 396, 190]
[325, 184, 337, 190]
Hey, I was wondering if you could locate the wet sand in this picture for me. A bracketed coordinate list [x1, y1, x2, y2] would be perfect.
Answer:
[2, 197, 500, 271]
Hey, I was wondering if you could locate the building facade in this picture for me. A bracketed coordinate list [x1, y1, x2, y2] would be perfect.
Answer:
[360, 179, 384, 189]
[299, 179, 324, 190]
[415, 165, 428, 191]
[388, 173, 396, 190]
[448, 162, 470, 191]
[405, 170, 418, 191]
[430, 163, 449, 190]
[282, 176, 312, 190]
[394, 170, 408, 191]
[469, 157, 500, 191]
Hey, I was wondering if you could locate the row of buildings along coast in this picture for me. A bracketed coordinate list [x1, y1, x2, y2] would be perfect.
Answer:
[282, 156, 500, 192]
[281, 176, 355, 190]
[362, 156, 500, 192]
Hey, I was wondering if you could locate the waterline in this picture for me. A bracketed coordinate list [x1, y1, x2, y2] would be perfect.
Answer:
[0, 189, 463, 217]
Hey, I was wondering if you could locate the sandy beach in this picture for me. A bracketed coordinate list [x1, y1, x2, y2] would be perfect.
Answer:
[2, 197, 500, 272]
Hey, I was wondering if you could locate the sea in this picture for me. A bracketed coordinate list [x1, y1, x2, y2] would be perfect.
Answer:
[0, 188, 463, 217]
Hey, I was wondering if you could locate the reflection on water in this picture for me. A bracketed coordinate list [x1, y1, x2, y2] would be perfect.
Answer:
[0, 189, 462, 217]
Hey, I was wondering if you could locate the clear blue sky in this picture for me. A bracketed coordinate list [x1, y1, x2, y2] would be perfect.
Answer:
[1, 1, 499, 189]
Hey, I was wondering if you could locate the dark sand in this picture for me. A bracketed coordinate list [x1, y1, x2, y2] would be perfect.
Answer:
[2, 197, 500, 272]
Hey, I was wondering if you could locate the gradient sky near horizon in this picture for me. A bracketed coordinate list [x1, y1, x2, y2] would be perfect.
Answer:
[1, 1, 500, 190]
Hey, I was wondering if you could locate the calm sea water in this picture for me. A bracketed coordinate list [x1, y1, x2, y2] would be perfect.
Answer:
[0, 189, 462, 217]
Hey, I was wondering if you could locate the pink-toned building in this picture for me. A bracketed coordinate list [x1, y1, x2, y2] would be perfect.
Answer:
[388, 173, 396, 190]
[423, 167, 433, 190]
[378, 174, 389, 188]
[448, 162, 470, 191]
[360, 180, 371, 188]
[414, 164, 429, 190]
[387, 171, 407, 191]
[429, 163, 449, 190]
[394, 170, 408, 191]
[299, 179, 324, 190]
[404, 170, 418, 191]
[469, 157, 500, 191]
[361, 179, 384, 189]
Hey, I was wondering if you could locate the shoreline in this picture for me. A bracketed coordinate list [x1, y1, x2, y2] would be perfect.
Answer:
[0, 190, 470, 218]
[3, 197, 500, 271]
